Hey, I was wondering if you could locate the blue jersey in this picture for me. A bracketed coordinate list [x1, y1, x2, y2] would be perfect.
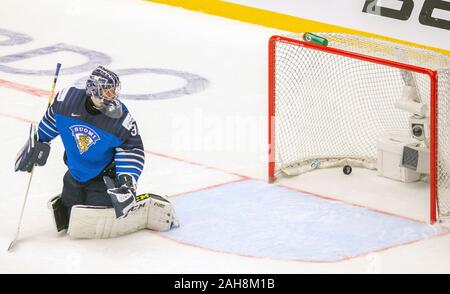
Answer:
[37, 86, 145, 183]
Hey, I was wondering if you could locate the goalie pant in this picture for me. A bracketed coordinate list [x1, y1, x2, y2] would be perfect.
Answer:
[61, 170, 113, 215]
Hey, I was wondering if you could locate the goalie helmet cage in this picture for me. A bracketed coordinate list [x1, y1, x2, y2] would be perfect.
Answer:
[268, 33, 450, 224]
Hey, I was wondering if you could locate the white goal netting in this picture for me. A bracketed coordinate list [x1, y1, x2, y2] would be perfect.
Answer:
[270, 33, 450, 222]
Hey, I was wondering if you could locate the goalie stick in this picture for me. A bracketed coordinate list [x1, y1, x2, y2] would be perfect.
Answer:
[8, 63, 61, 252]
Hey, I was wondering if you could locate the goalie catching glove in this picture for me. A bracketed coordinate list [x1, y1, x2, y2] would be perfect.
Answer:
[104, 174, 139, 219]
[15, 123, 51, 172]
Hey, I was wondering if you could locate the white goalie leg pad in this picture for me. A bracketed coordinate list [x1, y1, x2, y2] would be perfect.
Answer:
[145, 193, 180, 231]
[67, 194, 179, 239]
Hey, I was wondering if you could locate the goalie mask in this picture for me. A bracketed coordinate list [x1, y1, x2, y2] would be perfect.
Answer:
[86, 66, 123, 119]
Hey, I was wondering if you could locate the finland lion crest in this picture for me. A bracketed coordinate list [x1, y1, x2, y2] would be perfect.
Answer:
[69, 125, 100, 154]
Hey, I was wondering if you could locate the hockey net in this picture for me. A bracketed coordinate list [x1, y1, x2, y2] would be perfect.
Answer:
[268, 33, 450, 223]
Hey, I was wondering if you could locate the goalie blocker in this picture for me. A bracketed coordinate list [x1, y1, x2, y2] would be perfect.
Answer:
[48, 192, 179, 239]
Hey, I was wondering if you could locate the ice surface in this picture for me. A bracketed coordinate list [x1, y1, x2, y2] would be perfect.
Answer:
[165, 180, 444, 262]
[0, 0, 449, 273]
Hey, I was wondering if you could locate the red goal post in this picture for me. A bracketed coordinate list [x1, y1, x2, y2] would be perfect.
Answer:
[268, 34, 449, 223]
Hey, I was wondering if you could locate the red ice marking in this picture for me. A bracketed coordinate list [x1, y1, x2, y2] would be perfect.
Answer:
[144, 149, 249, 179]
[0, 79, 49, 97]
[0, 78, 446, 228]
[0, 78, 246, 179]
[0, 109, 246, 193]
[0, 112, 36, 124]
[168, 178, 248, 199]
[153, 223, 450, 264]
[275, 182, 428, 224]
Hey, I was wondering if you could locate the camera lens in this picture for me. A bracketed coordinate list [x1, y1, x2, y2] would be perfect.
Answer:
[412, 125, 423, 138]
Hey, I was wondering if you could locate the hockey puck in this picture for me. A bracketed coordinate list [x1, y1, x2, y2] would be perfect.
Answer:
[343, 165, 352, 175]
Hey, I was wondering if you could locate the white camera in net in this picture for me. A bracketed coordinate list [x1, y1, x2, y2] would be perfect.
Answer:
[409, 116, 429, 144]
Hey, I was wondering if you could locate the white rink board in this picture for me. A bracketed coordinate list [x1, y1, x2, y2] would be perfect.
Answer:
[223, 0, 450, 50]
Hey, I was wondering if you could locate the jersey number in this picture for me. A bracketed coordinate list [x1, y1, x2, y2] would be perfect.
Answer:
[130, 122, 139, 136]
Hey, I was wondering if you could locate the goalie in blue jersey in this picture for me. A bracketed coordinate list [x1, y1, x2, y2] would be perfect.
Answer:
[15, 66, 178, 238]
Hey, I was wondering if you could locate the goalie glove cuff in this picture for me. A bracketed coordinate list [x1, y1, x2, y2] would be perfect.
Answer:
[104, 175, 137, 219]
[15, 123, 51, 172]
[117, 174, 137, 191]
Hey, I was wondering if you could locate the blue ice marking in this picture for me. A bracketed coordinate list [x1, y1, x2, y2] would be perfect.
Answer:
[163, 180, 443, 262]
